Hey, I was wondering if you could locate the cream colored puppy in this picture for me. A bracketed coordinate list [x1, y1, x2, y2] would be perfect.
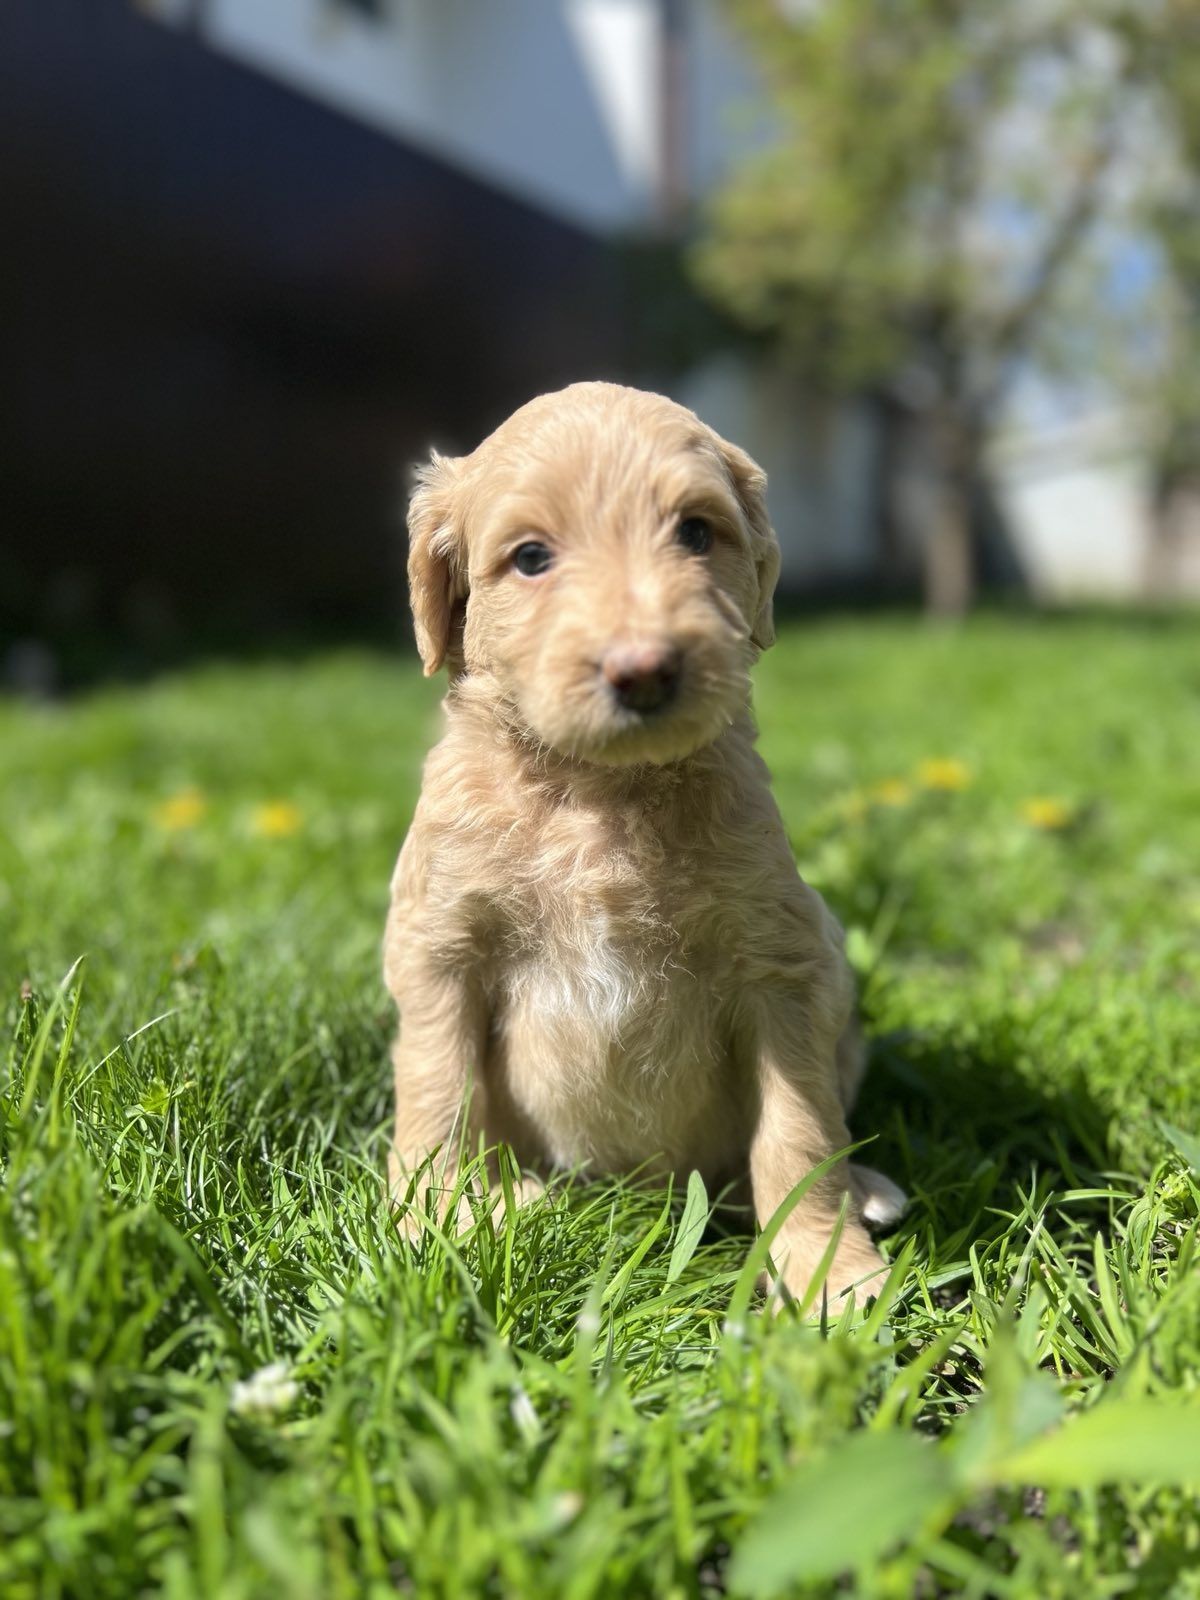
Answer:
[385, 381, 903, 1304]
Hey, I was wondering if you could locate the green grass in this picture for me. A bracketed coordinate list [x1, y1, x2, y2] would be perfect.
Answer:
[2, 615, 1199, 1599]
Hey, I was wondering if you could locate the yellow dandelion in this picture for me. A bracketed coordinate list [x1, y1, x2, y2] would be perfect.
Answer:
[840, 790, 869, 822]
[1020, 797, 1074, 831]
[868, 778, 912, 808]
[916, 758, 972, 792]
[251, 800, 304, 839]
[153, 788, 207, 831]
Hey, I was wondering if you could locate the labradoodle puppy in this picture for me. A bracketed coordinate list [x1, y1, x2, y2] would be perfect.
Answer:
[384, 381, 904, 1304]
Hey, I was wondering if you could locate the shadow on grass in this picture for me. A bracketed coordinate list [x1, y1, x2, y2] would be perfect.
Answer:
[853, 1022, 1118, 1281]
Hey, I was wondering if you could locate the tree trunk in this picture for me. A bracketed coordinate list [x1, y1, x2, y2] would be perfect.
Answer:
[923, 406, 978, 618]
[1145, 469, 1193, 601]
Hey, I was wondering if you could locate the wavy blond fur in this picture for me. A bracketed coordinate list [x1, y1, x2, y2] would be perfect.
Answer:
[386, 382, 901, 1304]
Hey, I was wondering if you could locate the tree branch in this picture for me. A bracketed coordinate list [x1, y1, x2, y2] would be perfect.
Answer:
[977, 126, 1119, 409]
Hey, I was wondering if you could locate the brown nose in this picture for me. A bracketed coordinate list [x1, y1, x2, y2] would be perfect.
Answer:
[601, 642, 681, 715]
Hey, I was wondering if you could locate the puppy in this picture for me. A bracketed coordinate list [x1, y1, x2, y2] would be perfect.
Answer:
[384, 381, 904, 1304]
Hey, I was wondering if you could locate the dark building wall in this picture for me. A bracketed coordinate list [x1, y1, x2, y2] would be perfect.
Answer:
[1, 0, 627, 651]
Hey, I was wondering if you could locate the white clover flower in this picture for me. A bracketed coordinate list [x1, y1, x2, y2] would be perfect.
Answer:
[509, 1385, 540, 1440]
[576, 1308, 600, 1336]
[550, 1492, 583, 1527]
[230, 1362, 299, 1418]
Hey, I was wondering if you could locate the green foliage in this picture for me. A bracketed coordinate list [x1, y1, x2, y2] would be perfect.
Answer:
[2, 619, 1200, 1596]
[734, 1320, 1200, 1595]
[1127, 3, 1200, 489]
[694, 0, 1182, 405]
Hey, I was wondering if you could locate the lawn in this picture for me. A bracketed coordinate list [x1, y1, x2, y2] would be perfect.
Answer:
[2, 614, 1199, 1600]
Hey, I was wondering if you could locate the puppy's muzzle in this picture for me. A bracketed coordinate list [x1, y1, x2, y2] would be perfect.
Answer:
[601, 641, 681, 716]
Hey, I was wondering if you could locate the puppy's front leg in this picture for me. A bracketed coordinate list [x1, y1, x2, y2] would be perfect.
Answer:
[387, 948, 488, 1236]
[747, 997, 887, 1307]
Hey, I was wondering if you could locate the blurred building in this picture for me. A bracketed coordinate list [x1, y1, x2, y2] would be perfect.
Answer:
[0, 0, 916, 664]
[1, 0, 1193, 674]
[991, 408, 1200, 603]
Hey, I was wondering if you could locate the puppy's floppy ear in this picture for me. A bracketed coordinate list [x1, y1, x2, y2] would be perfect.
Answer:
[407, 451, 467, 676]
[716, 435, 781, 652]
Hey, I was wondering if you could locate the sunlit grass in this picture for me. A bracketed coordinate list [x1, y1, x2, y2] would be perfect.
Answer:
[2, 616, 1199, 1597]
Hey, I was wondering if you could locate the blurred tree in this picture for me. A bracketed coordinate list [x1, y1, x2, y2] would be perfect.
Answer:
[1124, 3, 1200, 594]
[693, 0, 1186, 613]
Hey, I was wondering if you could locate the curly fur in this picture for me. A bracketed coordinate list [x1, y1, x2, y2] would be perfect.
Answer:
[385, 381, 903, 1303]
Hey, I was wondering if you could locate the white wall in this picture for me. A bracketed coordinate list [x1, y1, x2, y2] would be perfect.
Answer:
[686, 0, 769, 201]
[198, 0, 656, 231]
[675, 356, 879, 585]
[990, 413, 1155, 600]
[138, 0, 759, 235]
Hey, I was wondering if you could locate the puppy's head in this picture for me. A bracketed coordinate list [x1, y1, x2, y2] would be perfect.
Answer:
[407, 382, 780, 766]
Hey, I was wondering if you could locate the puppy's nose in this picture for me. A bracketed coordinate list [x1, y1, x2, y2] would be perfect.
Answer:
[601, 642, 681, 714]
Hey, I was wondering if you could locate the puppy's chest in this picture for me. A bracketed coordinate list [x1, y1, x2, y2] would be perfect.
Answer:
[494, 879, 732, 1172]
[492, 829, 728, 1067]
[467, 799, 773, 1172]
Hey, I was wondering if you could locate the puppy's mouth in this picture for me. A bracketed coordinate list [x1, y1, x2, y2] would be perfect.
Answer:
[531, 660, 745, 768]
[502, 625, 751, 769]
[586, 709, 732, 766]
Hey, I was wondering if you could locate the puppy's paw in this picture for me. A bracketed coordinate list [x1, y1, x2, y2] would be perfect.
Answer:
[823, 1230, 890, 1306]
[849, 1163, 908, 1228]
[392, 1189, 468, 1243]
[765, 1224, 888, 1313]
[389, 1161, 477, 1243]
[500, 1172, 547, 1216]
[393, 1172, 546, 1244]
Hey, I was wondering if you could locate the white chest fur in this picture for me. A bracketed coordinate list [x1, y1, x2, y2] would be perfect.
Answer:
[493, 889, 734, 1174]
[507, 909, 647, 1038]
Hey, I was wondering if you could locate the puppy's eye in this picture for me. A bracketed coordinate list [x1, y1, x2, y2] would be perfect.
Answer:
[513, 541, 554, 577]
[676, 516, 712, 555]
